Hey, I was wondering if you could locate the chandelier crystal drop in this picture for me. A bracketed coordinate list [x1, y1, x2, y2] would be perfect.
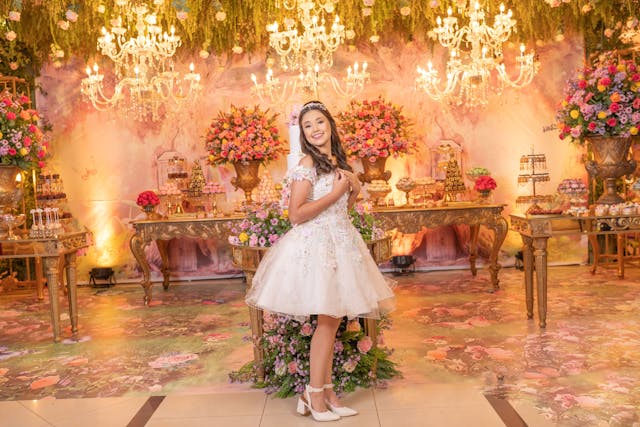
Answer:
[415, 1, 539, 108]
[81, 1, 201, 122]
[251, 0, 368, 103]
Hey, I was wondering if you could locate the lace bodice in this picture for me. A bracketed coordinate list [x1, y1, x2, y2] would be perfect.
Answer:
[288, 165, 349, 224]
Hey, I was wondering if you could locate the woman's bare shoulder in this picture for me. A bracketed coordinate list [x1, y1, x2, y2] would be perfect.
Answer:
[298, 155, 314, 168]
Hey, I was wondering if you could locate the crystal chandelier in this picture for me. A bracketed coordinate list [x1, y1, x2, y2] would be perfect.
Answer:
[81, 1, 201, 122]
[415, 2, 539, 108]
[251, 0, 369, 103]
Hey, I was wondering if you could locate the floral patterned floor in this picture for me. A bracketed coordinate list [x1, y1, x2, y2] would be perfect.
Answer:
[1, 266, 639, 426]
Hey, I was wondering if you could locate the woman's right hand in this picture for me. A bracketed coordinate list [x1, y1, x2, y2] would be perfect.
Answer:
[332, 170, 351, 196]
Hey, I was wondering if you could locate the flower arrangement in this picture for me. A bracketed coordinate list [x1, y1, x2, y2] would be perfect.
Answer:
[337, 97, 415, 162]
[228, 201, 291, 247]
[231, 315, 399, 398]
[474, 175, 497, 192]
[205, 105, 285, 165]
[136, 190, 160, 209]
[0, 92, 48, 170]
[228, 200, 385, 247]
[349, 201, 385, 242]
[556, 59, 640, 143]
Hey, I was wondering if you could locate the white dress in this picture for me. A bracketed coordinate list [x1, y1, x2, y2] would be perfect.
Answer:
[245, 165, 395, 320]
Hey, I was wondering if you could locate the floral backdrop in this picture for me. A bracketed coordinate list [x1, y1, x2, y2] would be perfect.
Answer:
[35, 33, 588, 281]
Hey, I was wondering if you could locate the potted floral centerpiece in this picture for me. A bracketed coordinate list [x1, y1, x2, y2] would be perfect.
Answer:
[0, 92, 49, 212]
[136, 190, 160, 219]
[205, 105, 285, 204]
[338, 97, 415, 184]
[556, 57, 640, 204]
[474, 175, 497, 202]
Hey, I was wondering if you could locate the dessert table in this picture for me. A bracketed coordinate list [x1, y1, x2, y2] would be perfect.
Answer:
[510, 212, 640, 328]
[0, 231, 92, 342]
[129, 215, 244, 304]
[373, 204, 509, 290]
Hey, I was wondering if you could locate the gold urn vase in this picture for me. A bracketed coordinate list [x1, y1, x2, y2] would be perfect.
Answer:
[0, 165, 24, 213]
[358, 156, 391, 184]
[585, 136, 637, 205]
[231, 160, 261, 204]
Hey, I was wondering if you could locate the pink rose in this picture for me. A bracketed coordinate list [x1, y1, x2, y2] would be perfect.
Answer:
[287, 361, 298, 374]
[6, 111, 16, 121]
[357, 336, 372, 353]
[346, 320, 361, 332]
[300, 323, 313, 336]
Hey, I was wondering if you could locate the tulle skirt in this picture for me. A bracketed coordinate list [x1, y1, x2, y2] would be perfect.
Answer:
[245, 215, 395, 320]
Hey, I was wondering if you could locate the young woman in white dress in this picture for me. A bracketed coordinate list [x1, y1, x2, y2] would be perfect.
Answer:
[246, 101, 395, 422]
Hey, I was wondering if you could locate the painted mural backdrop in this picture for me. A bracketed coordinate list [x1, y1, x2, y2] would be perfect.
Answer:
[36, 35, 588, 283]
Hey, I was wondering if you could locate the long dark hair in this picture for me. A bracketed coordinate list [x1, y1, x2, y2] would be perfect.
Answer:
[298, 100, 352, 175]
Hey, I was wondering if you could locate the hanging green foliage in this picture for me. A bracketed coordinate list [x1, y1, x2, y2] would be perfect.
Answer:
[0, 0, 638, 82]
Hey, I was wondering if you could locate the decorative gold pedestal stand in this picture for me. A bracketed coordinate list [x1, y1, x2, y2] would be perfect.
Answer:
[231, 236, 392, 382]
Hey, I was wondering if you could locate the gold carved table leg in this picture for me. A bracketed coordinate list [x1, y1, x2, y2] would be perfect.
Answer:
[468, 224, 480, 276]
[533, 237, 549, 328]
[487, 216, 509, 290]
[35, 257, 44, 300]
[363, 318, 378, 379]
[65, 253, 79, 335]
[43, 256, 62, 342]
[617, 234, 625, 279]
[521, 235, 534, 320]
[589, 234, 600, 275]
[156, 240, 171, 290]
[129, 233, 153, 305]
[244, 271, 265, 383]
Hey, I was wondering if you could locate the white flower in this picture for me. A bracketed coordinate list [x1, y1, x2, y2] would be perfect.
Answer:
[369, 34, 380, 43]
[9, 62, 18, 70]
[581, 4, 592, 13]
[363, 0, 375, 6]
[65, 10, 78, 22]
[8, 11, 21, 21]
[5, 31, 17, 41]
[324, 3, 334, 13]
[400, 6, 411, 16]
[215, 11, 226, 21]
[176, 11, 188, 21]
[55, 50, 65, 58]
[362, 7, 372, 16]
[345, 29, 356, 40]
[604, 28, 614, 38]
[232, 45, 243, 54]
[153, 0, 164, 5]
[199, 49, 210, 59]
[429, 0, 439, 7]
[58, 20, 70, 30]
[97, 4, 106, 13]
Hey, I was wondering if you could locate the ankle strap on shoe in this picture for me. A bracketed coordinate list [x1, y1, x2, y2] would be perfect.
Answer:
[306, 384, 325, 393]
[323, 383, 334, 389]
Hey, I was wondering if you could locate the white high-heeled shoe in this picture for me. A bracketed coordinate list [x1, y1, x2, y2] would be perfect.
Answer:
[323, 383, 358, 417]
[296, 384, 341, 422]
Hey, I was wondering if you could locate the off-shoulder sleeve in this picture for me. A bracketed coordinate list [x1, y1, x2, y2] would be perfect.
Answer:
[288, 165, 316, 184]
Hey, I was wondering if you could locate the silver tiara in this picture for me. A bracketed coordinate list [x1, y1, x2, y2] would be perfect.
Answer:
[299, 102, 328, 116]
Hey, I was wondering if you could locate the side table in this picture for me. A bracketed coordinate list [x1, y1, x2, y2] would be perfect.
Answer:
[0, 231, 92, 342]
